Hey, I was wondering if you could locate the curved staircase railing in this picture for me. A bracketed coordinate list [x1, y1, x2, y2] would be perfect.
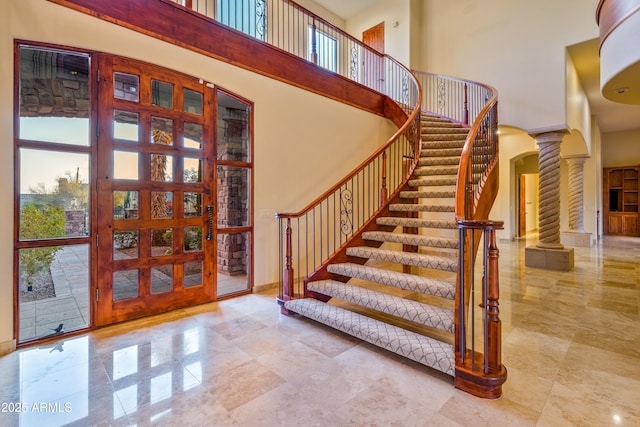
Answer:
[413, 70, 506, 398]
[276, 60, 421, 304]
[124, 0, 504, 398]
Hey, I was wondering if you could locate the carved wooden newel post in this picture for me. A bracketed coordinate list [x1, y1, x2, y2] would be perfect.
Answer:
[455, 220, 507, 399]
[484, 223, 502, 374]
[283, 218, 294, 299]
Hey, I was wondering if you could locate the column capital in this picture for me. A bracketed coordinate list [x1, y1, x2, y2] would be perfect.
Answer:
[562, 154, 589, 163]
[528, 127, 569, 145]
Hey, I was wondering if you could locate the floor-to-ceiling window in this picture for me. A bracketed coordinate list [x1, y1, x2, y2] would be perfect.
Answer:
[16, 46, 93, 342]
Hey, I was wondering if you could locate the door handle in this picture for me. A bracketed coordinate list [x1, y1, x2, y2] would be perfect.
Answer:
[206, 205, 213, 241]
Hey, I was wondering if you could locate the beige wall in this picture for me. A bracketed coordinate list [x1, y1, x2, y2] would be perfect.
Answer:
[419, 0, 599, 132]
[343, 0, 412, 66]
[0, 0, 397, 351]
[489, 128, 538, 240]
[565, 52, 592, 156]
[602, 129, 640, 167]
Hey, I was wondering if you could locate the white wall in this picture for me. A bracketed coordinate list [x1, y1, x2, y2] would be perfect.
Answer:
[420, 0, 599, 132]
[0, 0, 397, 352]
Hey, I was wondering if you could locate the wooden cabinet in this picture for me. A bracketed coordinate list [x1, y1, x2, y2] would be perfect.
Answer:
[604, 166, 639, 236]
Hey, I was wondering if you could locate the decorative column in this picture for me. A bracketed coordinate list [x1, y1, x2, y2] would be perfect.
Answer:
[561, 155, 593, 247]
[525, 128, 574, 271]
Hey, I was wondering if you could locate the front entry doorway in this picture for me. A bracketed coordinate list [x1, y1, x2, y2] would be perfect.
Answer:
[15, 44, 254, 341]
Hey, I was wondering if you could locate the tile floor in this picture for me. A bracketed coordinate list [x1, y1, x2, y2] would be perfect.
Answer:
[19, 245, 249, 341]
[1, 235, 639, 426]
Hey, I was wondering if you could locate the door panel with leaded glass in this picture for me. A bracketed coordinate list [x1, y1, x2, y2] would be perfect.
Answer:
[95, 56, 215, 325]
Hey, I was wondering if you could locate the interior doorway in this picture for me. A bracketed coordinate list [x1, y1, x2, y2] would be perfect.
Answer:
[362, 22, 385, 92]
[518, 173, 539, 237]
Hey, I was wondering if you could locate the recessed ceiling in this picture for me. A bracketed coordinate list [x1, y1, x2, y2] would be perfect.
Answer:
[568, 39, 640, 133]
[313, 0, 378, 20]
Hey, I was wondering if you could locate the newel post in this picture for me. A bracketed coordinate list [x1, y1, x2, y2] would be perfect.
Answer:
[454, 220, 507, 399]
[484, 224, 502, 374]
[283, 218, 294, 297]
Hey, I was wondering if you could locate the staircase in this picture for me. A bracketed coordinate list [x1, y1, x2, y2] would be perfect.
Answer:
[284, 114, 467, 378]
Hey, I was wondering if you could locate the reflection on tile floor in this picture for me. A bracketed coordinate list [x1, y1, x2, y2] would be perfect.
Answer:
[1, 235, 639, 426]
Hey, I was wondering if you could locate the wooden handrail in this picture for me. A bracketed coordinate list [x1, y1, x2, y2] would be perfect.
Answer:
[276, 72, 421, 220]
[50, 0, 505, 398]
[455, 93, 498, 220]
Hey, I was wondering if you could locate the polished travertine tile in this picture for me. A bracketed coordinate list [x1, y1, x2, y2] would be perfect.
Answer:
[0, 235, 639, 426]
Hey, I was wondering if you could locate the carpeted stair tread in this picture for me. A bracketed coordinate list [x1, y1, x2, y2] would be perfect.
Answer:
[420, 148, 463, 157]
[328, 262, 456, 299]
[389, 204, 454, 213]
[421, 140, 466, 150]
[307, 280, 454, 332]
[421, 115, 452, 123]
[377, 217, 457, 229]
[420, 121, 463, 129]
[362, 231, 458, 249]
[284, 298, 454, 376]
[422, 127, 469, 135]
[414, 166, 459, 176]
[346, 246, 458, 272]
[400, 190, 456, 199]
[409, 177, 457, 187]
[418, 157, 460, 167]
[422, 134, 468, 142]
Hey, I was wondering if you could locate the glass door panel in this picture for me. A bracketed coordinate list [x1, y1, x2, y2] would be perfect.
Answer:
[216, 90, 253, 298]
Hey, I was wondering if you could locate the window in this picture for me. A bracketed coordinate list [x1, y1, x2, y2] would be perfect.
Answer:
[217, 0, 266, 41]
[308, 26, 337, 72]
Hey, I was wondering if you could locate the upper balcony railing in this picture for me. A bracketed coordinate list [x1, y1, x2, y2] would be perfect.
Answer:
[175, 0, 391, 95]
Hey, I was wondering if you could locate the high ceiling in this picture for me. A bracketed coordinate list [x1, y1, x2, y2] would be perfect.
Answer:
[313, 0, 378, 20]
[314, 1, 639, 134]
[568, 39, 640, 134]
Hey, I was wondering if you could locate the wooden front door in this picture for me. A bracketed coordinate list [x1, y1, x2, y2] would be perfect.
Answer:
[95, 55, 216, 325]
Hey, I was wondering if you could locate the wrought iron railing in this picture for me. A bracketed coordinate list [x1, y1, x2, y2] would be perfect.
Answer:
[175, 0, 504, 398]
[415, 70, 505, 398]
[175, 0, 388, 92]
[276, 58, 420, 299]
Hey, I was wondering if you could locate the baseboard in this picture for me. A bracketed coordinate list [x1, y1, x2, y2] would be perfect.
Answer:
[0, 339, 16, 356]
[254, 281, 278, 293]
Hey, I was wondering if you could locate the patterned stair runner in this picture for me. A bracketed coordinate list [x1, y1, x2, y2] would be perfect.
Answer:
[286, 115, 467, 378]
[284, 299, 455, 376]
[327, 263, 455, 298]
[346, 246, 458, 272]
[307, 280, 454, 332]
[361, 231, 458, 249]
